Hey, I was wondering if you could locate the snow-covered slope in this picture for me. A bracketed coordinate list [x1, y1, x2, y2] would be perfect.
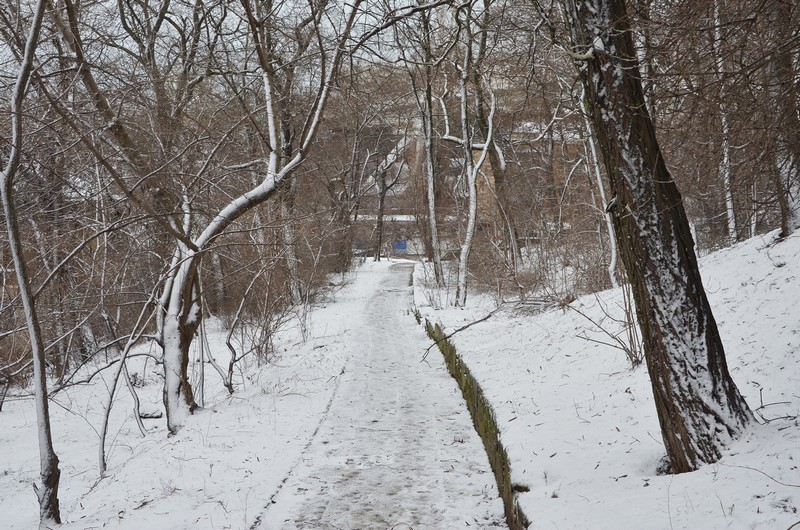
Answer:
[1, 267, 372, 529]
[415, 230, 800, 529]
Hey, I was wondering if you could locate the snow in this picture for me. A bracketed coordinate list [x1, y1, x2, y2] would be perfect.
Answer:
[2, 232, 799, 529]
[1, 261, 504, 529]
[414, 230, 800, 529]
[260, 263, 504, 529]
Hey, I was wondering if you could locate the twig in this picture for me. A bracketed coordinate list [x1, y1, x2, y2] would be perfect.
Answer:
[718, 463, 800, 487]
[420, 305, 503, 362]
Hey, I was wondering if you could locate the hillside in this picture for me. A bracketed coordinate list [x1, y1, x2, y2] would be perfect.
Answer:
[415, 230, 800, 529]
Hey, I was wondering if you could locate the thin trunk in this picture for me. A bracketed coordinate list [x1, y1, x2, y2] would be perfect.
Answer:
[1, 0, 61, 523]
[565, 0, 753, 473]
[279, 187, 303, 303]
[420, 12, 444, 285]
[455, 49, 477, 307]
[581, 98, 619, 289]
[767, 0, 800, 237]
[374, 169, 387, 261]
[472, 0, 520, 271]
[713, 0, 737, 243]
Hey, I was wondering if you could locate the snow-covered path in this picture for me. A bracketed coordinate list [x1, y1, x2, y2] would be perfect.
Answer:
[257, 262, 506, 529]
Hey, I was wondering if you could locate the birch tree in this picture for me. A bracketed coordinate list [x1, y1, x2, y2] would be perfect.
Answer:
[395, 5, 448, 285]
[445, 2, 495, 306]
[711, 0, 737, 243]
[562, 0, 753, 472]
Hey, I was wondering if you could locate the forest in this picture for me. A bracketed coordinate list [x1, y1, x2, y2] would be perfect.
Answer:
[1, 0, 798, 527]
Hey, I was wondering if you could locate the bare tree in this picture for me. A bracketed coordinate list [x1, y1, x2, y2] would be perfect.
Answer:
[395, 5, 448, 285]
[0, 0, 62, 522]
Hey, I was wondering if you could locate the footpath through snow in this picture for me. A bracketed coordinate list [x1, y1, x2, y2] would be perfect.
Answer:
[255, 262, 506, 529]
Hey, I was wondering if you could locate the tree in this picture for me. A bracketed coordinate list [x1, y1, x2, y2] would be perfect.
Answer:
[765, 0, 800, 237]
[0, 0, 62, 522]
[395, 5, 448, 285]
[562, 0, 753, 472]
[439, 1, 496, 307]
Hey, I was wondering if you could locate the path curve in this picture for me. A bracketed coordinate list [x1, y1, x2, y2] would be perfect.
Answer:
[258, 262, 507, 529]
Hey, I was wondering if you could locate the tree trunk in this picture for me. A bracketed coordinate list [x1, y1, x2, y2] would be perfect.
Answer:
[581, 101, 619, 289]
[564, 0, 753, 473]
[161, 251, 201, 434]
[471, 1, 520, 271]
[419, 11, 444, 285]
[712, 0, 737, 243]
[455, 50, 477, 307]
[374, 169, 387, 261]
[1, 0, 62, 522]
[767, 0, 800, 237]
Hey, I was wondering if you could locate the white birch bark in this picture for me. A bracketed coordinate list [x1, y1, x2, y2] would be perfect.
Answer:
[581, 95, 619, 289]
[455, 75, 495, 307]
[713, 0, 737, 243]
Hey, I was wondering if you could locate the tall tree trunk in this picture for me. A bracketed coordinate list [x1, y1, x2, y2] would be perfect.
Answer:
[471, 0, 520, 271]
[563, 0, 753, 473]
[1, 0, 62, 522]
[455, 38, 478, 307]
[374, 169, 387, 261]
[2, 194, 63, 526]
[712, 0, 737, 243]
[419, 11, 444, 286]
[767, 0, 800, 237]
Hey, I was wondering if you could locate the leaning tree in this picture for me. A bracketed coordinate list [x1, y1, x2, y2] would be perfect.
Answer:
[561, 0, 753, 472]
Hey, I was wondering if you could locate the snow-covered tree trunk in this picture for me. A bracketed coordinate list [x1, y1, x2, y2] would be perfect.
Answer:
[417, 10, 444, 286]
[156, 1, 362, 434]
[455, 42, 477, 307]
[564, 0, 753, 473]
[161, 249, 202, 433]
[422, 109, 444, 285]
[0, 0, 62, 522]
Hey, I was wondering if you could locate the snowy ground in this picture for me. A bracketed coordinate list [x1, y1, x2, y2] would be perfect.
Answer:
[414, 230, 800, 530]
[260, 263, 504, 529]
[3, 233, 799, 529]
[1, 261, 504, 529]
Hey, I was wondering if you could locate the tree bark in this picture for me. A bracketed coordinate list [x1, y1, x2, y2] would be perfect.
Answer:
[766, 0, 800, 237]
[0, 0, 62, 522]
[419, 10, 444, 285]
[374, 169, 387, 261]
[712, 0, 737, 243]
[564, 0, 753, 473]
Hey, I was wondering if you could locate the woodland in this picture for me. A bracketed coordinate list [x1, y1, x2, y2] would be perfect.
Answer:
[1, 0, 798, 526]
